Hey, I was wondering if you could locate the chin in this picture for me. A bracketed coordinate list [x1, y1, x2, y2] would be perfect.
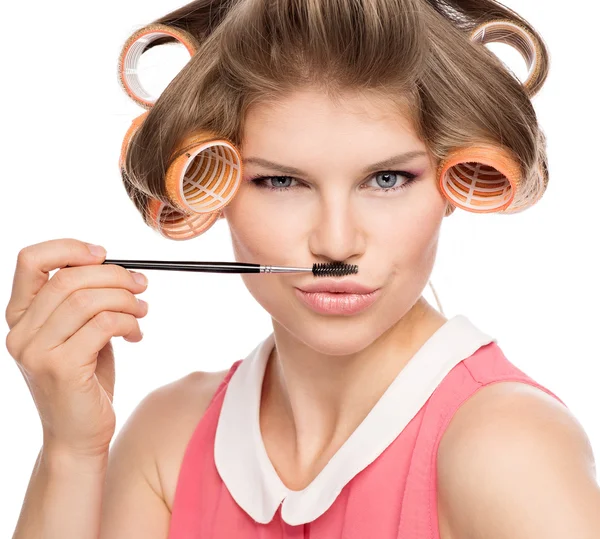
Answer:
[274, 305, 404, 357]
[255, 282, 417, 354]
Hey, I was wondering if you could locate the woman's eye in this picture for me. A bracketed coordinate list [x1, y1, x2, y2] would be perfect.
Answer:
[372, 172, 400, 189]
[268, 176, 296, 189]
[248, 170, 418, 192]
[248, 175, 300, 190]
[362, 171, 418, 192]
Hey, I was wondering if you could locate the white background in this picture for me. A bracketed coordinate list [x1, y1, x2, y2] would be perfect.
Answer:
[1, 0, 598, 534]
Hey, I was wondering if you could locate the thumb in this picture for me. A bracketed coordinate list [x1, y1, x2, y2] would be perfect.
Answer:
[96, 340, 116, 403]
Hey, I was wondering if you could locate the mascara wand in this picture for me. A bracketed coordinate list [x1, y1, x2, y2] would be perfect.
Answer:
[102, 259, 358, 277]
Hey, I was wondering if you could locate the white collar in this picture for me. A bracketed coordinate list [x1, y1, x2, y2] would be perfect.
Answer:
[214, 315, 495, 526]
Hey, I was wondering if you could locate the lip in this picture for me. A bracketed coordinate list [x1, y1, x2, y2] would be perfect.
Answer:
[294, 286, 382, 316]
[297, 279, 379, 294]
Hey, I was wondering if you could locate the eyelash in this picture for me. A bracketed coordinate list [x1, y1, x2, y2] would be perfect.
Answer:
[247, 170, 419, 194]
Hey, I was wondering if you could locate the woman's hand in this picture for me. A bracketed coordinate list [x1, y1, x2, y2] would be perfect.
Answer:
[4, 238, 149, 459]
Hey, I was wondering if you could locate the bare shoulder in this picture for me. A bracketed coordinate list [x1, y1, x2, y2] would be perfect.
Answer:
[112, 368, 230, 509]
[436, 381, 600, 539]
[147, 368, 231, 510]
[100, 367, 231, 537]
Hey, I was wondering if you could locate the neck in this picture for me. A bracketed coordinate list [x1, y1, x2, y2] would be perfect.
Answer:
[260, 296, 448, 483]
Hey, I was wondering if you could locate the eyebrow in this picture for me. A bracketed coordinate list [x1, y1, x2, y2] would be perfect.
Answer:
[242, 150, 428, 176]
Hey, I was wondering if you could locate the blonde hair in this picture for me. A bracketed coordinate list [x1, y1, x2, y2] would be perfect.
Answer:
[121, 0, 549, 229]
[118, 0, 553, 316]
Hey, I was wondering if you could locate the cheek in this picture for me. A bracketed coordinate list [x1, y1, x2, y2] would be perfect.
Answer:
[223, 185, 297, 262]
[371, 182, 445, 266]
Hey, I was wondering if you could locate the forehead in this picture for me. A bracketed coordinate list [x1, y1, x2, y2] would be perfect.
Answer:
[240, 89, 424, 158]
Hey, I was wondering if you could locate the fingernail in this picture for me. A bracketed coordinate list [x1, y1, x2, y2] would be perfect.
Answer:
[133, 273, 148, 285]
[87, 244, 106, 257]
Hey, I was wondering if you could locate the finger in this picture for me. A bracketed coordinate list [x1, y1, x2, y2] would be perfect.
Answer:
[19, 312, 142, 385]
[34, 287, 148, 355]
[63, 311, 143, 376]
[5, 239, 108, 329]
[17, 263, 147, 334]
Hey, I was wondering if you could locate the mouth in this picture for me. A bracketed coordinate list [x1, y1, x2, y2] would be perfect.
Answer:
[296, 279, 379, 295]
[294, 286, 381, 316]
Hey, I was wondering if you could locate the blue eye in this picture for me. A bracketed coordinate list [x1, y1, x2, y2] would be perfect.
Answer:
[370, 171, 413, 190]
[248, 170, 419, 193]
[256, 176, 296, 189]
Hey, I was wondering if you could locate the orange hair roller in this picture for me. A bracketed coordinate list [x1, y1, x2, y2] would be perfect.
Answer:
[117, 24, 243, 240]
[118, 23, 201, 109]
[470, 19, 543, 98]
[438, 19, 543, 215]
[437, 143, 522, 214]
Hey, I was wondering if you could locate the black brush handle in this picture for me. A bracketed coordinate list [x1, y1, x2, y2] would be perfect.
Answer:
[102, 259, 261, 273]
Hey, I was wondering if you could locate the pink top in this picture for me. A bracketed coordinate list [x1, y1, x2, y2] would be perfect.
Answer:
[167, 315, 566, 538]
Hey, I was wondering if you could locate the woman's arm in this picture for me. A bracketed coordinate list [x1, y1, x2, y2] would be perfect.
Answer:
[437, 382, 600, 539]
[12, 447, 109, 538]
[11, 383, 173, 539]
[98, 382, 178, 539]
[98, 370, 223, 538]
[4, 239, 151, 539]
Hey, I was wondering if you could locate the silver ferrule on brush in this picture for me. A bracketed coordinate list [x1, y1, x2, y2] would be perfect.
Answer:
[260, 265, 313, 273]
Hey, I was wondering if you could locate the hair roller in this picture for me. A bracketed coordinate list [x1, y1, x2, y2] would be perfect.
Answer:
[145, 198, 222, 241]
[164, 131, 243, 215]
[437, 143, 525, 214]
[469, 19, 544, 98]
[438, 19, 546, 215]
[118, 111, 147, 172]
[119, 112, 244, 240]
[117, 23, 201, 109]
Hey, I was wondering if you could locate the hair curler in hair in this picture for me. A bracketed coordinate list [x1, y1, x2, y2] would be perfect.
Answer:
[117, 23, 200, 109]
[119, 110, 243, 241]
[438, 19, 544, 215]
[470, 19, 544, 98]
[117, 24, 243, 240]
[437, 143, 522, 214]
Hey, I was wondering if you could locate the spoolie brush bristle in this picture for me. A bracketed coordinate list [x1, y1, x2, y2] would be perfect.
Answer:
[312, 262, 358, 277]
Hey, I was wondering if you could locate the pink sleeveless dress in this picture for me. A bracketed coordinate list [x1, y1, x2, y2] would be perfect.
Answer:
[167, 315, 566, 538]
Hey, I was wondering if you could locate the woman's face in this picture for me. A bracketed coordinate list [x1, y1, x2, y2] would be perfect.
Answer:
[221, 88, 448, 355]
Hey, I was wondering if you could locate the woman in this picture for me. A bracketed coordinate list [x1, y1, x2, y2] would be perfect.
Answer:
[6, 0, 599, 537]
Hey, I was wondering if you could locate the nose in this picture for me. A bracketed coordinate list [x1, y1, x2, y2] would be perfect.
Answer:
[307, 193, 366, 264]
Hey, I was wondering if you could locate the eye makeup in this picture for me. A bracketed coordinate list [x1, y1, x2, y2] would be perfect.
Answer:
[246, 170, 422, 194]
